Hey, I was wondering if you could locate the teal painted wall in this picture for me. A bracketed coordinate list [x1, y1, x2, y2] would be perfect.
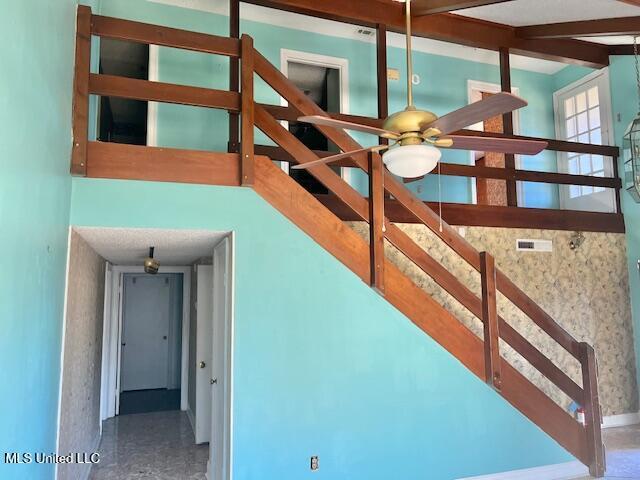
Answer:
[608, 56, 640, 395]
[96, 0, 559, 207]
[70, 177, 573, 479]
[0, 1, 84, 479]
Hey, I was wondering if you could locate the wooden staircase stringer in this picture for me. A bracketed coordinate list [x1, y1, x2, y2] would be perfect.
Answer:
[252, 155, 589, 465]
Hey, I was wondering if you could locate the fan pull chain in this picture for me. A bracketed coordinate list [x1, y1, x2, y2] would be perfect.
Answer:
[438, 160, 443, 233]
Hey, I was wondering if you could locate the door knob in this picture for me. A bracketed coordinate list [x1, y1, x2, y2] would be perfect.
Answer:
[199, 361, 206, 368]
[210, 378, 217, 385]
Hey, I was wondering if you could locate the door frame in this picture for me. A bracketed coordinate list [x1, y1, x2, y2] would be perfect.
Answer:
[279, 48, 351, 184]
[553, 67, 616, 212]
[208, 232, 236, 480]
[467, 80, 522, 205]
[100, 265, 191, 419]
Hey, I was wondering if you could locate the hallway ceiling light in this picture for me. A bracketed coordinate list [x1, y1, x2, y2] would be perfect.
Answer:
[144, 246, 160, 274]
[291, 0, 547, 178]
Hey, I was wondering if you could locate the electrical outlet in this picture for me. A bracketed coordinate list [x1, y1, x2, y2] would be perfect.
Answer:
[310, 456, 319, 471]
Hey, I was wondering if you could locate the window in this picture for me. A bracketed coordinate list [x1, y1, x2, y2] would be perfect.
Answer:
[563, 86, 605, 198]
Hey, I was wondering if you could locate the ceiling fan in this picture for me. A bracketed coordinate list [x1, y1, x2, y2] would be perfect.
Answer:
[293, 0, 547, 178]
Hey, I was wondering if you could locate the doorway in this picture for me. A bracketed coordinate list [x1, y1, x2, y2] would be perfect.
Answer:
[98, 38, 149, 145]
[280, 49, 350, 192]
[553, 69, 616, 213]
[118, 273, 183, 415]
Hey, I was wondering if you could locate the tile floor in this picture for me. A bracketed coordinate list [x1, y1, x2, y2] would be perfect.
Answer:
[577, 424, 640, 479]
[89, 411, 208, 480]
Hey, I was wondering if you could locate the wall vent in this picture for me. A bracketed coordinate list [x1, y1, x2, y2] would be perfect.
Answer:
[516, 238, 552, 252]
[356, 28, 375, 37]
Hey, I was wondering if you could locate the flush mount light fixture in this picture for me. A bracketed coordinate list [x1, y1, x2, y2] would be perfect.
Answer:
[144, 246, 160, 274]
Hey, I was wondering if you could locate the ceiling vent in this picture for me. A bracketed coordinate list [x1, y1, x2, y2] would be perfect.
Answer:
[516, 238, 552, 253]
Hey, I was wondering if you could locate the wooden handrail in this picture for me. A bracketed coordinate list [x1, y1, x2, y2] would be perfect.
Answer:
[91, 14, 240, 57]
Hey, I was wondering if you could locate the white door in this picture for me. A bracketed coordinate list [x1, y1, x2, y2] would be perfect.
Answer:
[554, 70, 616, 213]
[195, 265, 213, 444]
[209, 236, 232, 480]
[120, 275, 171, 391]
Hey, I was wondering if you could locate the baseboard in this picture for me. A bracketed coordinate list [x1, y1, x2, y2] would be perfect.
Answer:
[456, 461, 588, 480]
[602, 411, 640, 429]
[187, 407, 196, 435]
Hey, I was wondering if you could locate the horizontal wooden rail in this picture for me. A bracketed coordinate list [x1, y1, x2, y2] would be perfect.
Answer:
[91, 14, 240, 57]
[261, 103, 619, 158]
[255, 144, 620, 189]
[89, 74, 240, 111]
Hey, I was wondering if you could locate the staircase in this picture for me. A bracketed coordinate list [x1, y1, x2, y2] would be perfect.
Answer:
[72, 6, 605, 476]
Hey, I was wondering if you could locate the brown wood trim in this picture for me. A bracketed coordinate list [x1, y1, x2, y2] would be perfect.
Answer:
[260, 104, 620, 157]
[85, 141, 243, 186]
[71, 5, 92, 176]
[228, 0, 240, 153]
[412, 0, 513, 15]
[609, 44, 636, 55]
[369, 152, 385, 293]
[499, 47, 518, 206]
[91, 14, 241, 57]
[256, 144, 621, 189]
[240, 35, 255, 186]
[252, 155, 588, 465]
[243, 0, 609, 67]
[481, 252, 501, 389]
[315, 195, 626, 233]
[89, 74, 241, 111]
[376, 24, 389, 121]
[517, 16, 640, 39]
[580, 343, 605, 476]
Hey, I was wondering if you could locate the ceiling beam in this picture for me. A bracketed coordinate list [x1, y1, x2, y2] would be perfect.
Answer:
[412, 0, 513, 16]
[517, 16, 640, 39]
[618, 0, 640, 6]
[609, 44, 636, 55]
[244, 0, 609, 68]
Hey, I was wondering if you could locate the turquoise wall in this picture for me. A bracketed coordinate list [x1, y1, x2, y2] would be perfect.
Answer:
[96, 0, 559, 207]
[608, 56, 640, 394]
[0, 1, 86, 479]
[70, 177, 573, 479]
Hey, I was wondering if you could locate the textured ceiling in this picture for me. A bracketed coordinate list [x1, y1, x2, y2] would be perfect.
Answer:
[456, 0, 640, 27]
[74, 227, 228, 265]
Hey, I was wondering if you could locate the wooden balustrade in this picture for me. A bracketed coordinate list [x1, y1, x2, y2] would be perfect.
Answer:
[73, 10, 606, 475]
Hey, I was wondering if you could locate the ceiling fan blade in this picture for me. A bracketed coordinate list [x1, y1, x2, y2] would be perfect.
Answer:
[444, 135, 547, 155]
[298, 115, 400, 139]
[424, 93, 527, 135]
[292, 145, 390, 170]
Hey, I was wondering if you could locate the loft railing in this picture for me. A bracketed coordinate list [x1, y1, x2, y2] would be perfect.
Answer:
[71, 6, 606, 476]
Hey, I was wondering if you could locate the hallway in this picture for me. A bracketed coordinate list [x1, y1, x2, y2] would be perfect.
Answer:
[89, 411, 207, 480]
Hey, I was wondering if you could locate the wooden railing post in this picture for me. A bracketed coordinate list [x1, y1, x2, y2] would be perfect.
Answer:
[580, 342, 605, 477]
[228, 0, 240, 154]
[499, 47, 518, 207]
[240, 35, 255, 186]
[369, 151, 385, 293]
[480, 252, 501, 389]
[71, 5, 92, 176]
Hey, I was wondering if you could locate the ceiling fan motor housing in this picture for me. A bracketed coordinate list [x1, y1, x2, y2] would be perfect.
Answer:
[383, 107, 438, 146]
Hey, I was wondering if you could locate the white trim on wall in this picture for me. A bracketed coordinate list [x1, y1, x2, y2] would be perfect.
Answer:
[456, 461, 588, 480]
[54, 227, 73, 480]
[602, 411, 640, 429]
[101, 266, 192, 418]
[147, 45, 159, 147]
[467, 80, 522, 205]
[279, 48, 351, 184]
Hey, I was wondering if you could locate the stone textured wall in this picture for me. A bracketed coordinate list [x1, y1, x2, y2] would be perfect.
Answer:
[58, 230, 106, 480]
[351, 223, 638, 416]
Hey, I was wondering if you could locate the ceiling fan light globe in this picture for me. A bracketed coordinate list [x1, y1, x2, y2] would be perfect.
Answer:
[382, 144, 441, 178]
